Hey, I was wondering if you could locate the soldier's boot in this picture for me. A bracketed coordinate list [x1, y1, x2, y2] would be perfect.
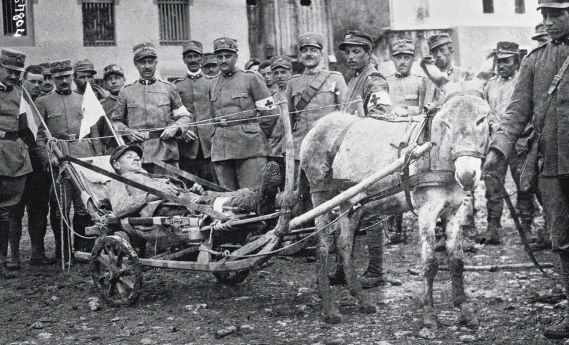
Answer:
[520, 215, 538, 244]
[360, 223, 401, 289]
[533, 218, 552, 251]
[73, 214, 94, 253]
[483, 218, 502, 245]
[387, 214, 406, 245]
[544, 252, 569, 339]
[0, 210, 16, 279]
[6, 215, 22, 270]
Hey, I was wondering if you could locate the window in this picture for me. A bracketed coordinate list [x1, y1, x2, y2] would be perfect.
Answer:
[482, 0, 494, 13]
[157, 0, 190, 45]
[515, 0, 525, 14]
[82, 0, 116, 46]
[0, 0, 34, 46]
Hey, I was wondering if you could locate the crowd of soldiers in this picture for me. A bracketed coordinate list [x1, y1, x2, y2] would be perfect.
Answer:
[2, 0, 569, 339]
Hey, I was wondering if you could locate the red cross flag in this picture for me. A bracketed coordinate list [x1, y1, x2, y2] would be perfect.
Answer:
[19, 88, 38, 140]
[79, 82, 105, 140]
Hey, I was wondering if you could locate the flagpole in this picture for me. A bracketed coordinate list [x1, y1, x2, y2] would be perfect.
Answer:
[103, 114, 126, 146]
[22, 87, 53, 140]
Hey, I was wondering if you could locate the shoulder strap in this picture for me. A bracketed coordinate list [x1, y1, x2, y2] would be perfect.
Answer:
[294, 70, 331, 113]
[535, 54, 569, 132]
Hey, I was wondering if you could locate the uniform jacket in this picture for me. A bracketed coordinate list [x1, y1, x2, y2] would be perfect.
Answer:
[387, 72, 427, 115]
[342, 64, 391, 117]
[268, 88, 286, 156]
[36, 90, 102, 159]
[427, 65, 474, 104]
[491, 41, 569, 177]
[111, 79, 191, 163]
[175, 72, 213, 159]
[0, 85, 32, 177]
[286, 68, 347, 159]
[209, 70, 275, 162]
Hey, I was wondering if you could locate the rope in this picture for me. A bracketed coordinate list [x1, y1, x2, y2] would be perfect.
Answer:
[200, 208, 352, 259]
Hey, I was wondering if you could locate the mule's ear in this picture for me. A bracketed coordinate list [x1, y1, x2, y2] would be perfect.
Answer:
[475, 114, 487, 126]
[440, 119, 451, 129]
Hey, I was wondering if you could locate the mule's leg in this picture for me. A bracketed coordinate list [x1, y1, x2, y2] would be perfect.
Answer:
[312, 191, 342, 324]
[416, 192, 445, 329]
[446, 201, 479, 328]
[337, 203, 376, 314]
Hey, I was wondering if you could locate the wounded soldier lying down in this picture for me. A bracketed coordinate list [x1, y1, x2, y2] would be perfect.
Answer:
[107, 145, 281, 218]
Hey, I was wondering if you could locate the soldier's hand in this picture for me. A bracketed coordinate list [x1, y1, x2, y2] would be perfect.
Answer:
[190, 183, 205, 195]
[392, 106, 409, 117]
[126, 128, 145, 143]
[182, 129, 198, 142]
[164, 182, 181, 196]
[483, 149, 504, 176]
[160, 124, 180, 141]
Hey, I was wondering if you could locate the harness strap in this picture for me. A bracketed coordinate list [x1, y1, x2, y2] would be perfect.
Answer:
[399, 149, 417, 216]
[293, 71, 331, 113]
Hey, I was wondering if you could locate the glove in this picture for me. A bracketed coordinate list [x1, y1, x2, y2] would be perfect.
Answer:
[483, 149, 504, 176]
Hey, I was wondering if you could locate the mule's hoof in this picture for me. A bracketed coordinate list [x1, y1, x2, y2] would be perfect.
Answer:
[359, 302, 377, 314]
[459, 303, 479, 328]
[322, 309, 342, 324]
[422, 311, 439, 329]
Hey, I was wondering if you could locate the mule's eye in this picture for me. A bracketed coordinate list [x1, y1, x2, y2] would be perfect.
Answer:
[475, 115, 487, 126]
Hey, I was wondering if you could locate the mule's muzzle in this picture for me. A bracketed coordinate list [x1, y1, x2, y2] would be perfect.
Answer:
[454, 156, 482, 191]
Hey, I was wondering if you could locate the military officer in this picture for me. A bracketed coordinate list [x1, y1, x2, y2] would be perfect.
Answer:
[111, 42, 194, 173]
[209, 37, 277, 190]
[0, 49, 32, 278]
[37, 60, 102, 257]
[533, 22, 551, 45]
[484, 0, 569, 338]
[202, 53, 220, 78]
[174, 40, 216, 182]
[99, 64, 126, 151]
[9, 65, 54, 268]
[39, 62, 54, 96]
[387, 39, 427, 117]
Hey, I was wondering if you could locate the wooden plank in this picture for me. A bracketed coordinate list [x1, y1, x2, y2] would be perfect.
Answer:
[150, 158, 232, 192]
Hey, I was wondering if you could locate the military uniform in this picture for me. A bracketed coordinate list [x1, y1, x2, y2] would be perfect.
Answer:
[111, 42, 191, 168]
[209, 37, 276, 190]
[175, 41, 215, 182]
[0, 50, 32, 273]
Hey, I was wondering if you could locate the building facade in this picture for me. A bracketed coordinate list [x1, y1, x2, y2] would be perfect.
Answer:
[0, 0, 250, 81]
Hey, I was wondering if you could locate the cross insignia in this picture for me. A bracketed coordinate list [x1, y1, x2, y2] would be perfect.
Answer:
[264, 99, 274, 108]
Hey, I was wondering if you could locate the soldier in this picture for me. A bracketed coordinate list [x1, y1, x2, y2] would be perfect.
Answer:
[36, 59, 103, 258]
[209, 37, 277, 190]
[267, 56, 293, 163]
[244, 58, 261, 72]
[202, 53, 220, 78]
[100, 64, 126, 151]
[533, 22, 551, 45]
[387, 39, 427, 117]
[338, 30, 399, 288]
[260, 60, 279, 94]
[484, 0, 569, 338]
[0, 49, 32, 278]
[174, 40, 216, 182]
[39, 62, 54, 96]
[111, 42, 194, 173]
[287, 32, 347, 214]
[9, 65, 54, 268]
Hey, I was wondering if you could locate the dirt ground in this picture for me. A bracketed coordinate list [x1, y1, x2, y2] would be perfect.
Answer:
[1, 180, 568, 345]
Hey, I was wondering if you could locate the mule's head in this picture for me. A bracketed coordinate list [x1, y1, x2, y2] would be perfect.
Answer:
[432, 81, 490, 191]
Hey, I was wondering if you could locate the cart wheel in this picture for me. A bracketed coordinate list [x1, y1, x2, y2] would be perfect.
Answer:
[90, 235, 142, 307]
[213, 269, 250, 285]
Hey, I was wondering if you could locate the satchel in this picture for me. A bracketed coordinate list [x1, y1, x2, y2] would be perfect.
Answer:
[519, 54, 569, 193]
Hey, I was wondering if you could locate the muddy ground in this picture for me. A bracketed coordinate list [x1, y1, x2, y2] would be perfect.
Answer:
[1, 180, 568, 345]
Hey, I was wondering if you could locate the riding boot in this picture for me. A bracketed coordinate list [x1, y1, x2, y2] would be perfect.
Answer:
[360, 221, 386, 289]
[544, 252, 569, 339]
[483, 218, 502, 245]
[0, 209, 16, 279]
[533, 218, 552, 251]
[73, 214, 94, 253]
[6, 215, 22, 270]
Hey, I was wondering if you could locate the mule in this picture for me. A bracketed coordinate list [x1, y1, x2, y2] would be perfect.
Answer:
[298, 84, 489, 326]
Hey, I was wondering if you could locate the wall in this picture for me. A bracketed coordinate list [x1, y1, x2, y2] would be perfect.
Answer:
[0, 0, 249, 82]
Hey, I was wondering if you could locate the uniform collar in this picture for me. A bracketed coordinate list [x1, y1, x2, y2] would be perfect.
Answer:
[55, 89, 72, 95]
[186, 69, 203, 80]
[395, 72, 410, 78]
[139, 78, 156, 85]
[354, 64, 373, 76]
[305, 66, 322, 75]
[222, 70, 237, 78]
[552, 36, 569, 46]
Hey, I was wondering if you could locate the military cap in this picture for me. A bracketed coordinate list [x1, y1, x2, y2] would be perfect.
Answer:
[39, 62, 52, 76]
[298, 33, 324, 50]
[339, 30, 373, 51]
[245, 58, 261, 70]
[213, 37, 238, 54]
[74, 59, 97, 75]
[182, 40, 203, 56]
[133, 42, 157, 62]
[427, 33, 453, 51]
[391, 39, 415, 56]
[532, 23, 549, 40]
[50, 60, 73, 78]
[492, 41, 519, 59]
[202, 53, 218, 66]
[270, 55, 293, 70]
[0, 49, 26, 72]
[537, 0, 569, 9]
[109, 145, 143, 167]
[103, 64, 124, 79]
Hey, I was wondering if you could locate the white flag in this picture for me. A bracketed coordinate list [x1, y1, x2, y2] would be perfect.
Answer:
[79, 82, 105, 139]
[19, 92, 38, 140]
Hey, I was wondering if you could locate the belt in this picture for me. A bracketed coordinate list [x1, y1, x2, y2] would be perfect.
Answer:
[0, 130, 19, 140]
[214, 118, 258, 128]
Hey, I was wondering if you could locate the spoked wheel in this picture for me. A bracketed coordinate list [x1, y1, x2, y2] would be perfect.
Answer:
[213, 269, 250, 285]
[90, 235, 143, 306]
